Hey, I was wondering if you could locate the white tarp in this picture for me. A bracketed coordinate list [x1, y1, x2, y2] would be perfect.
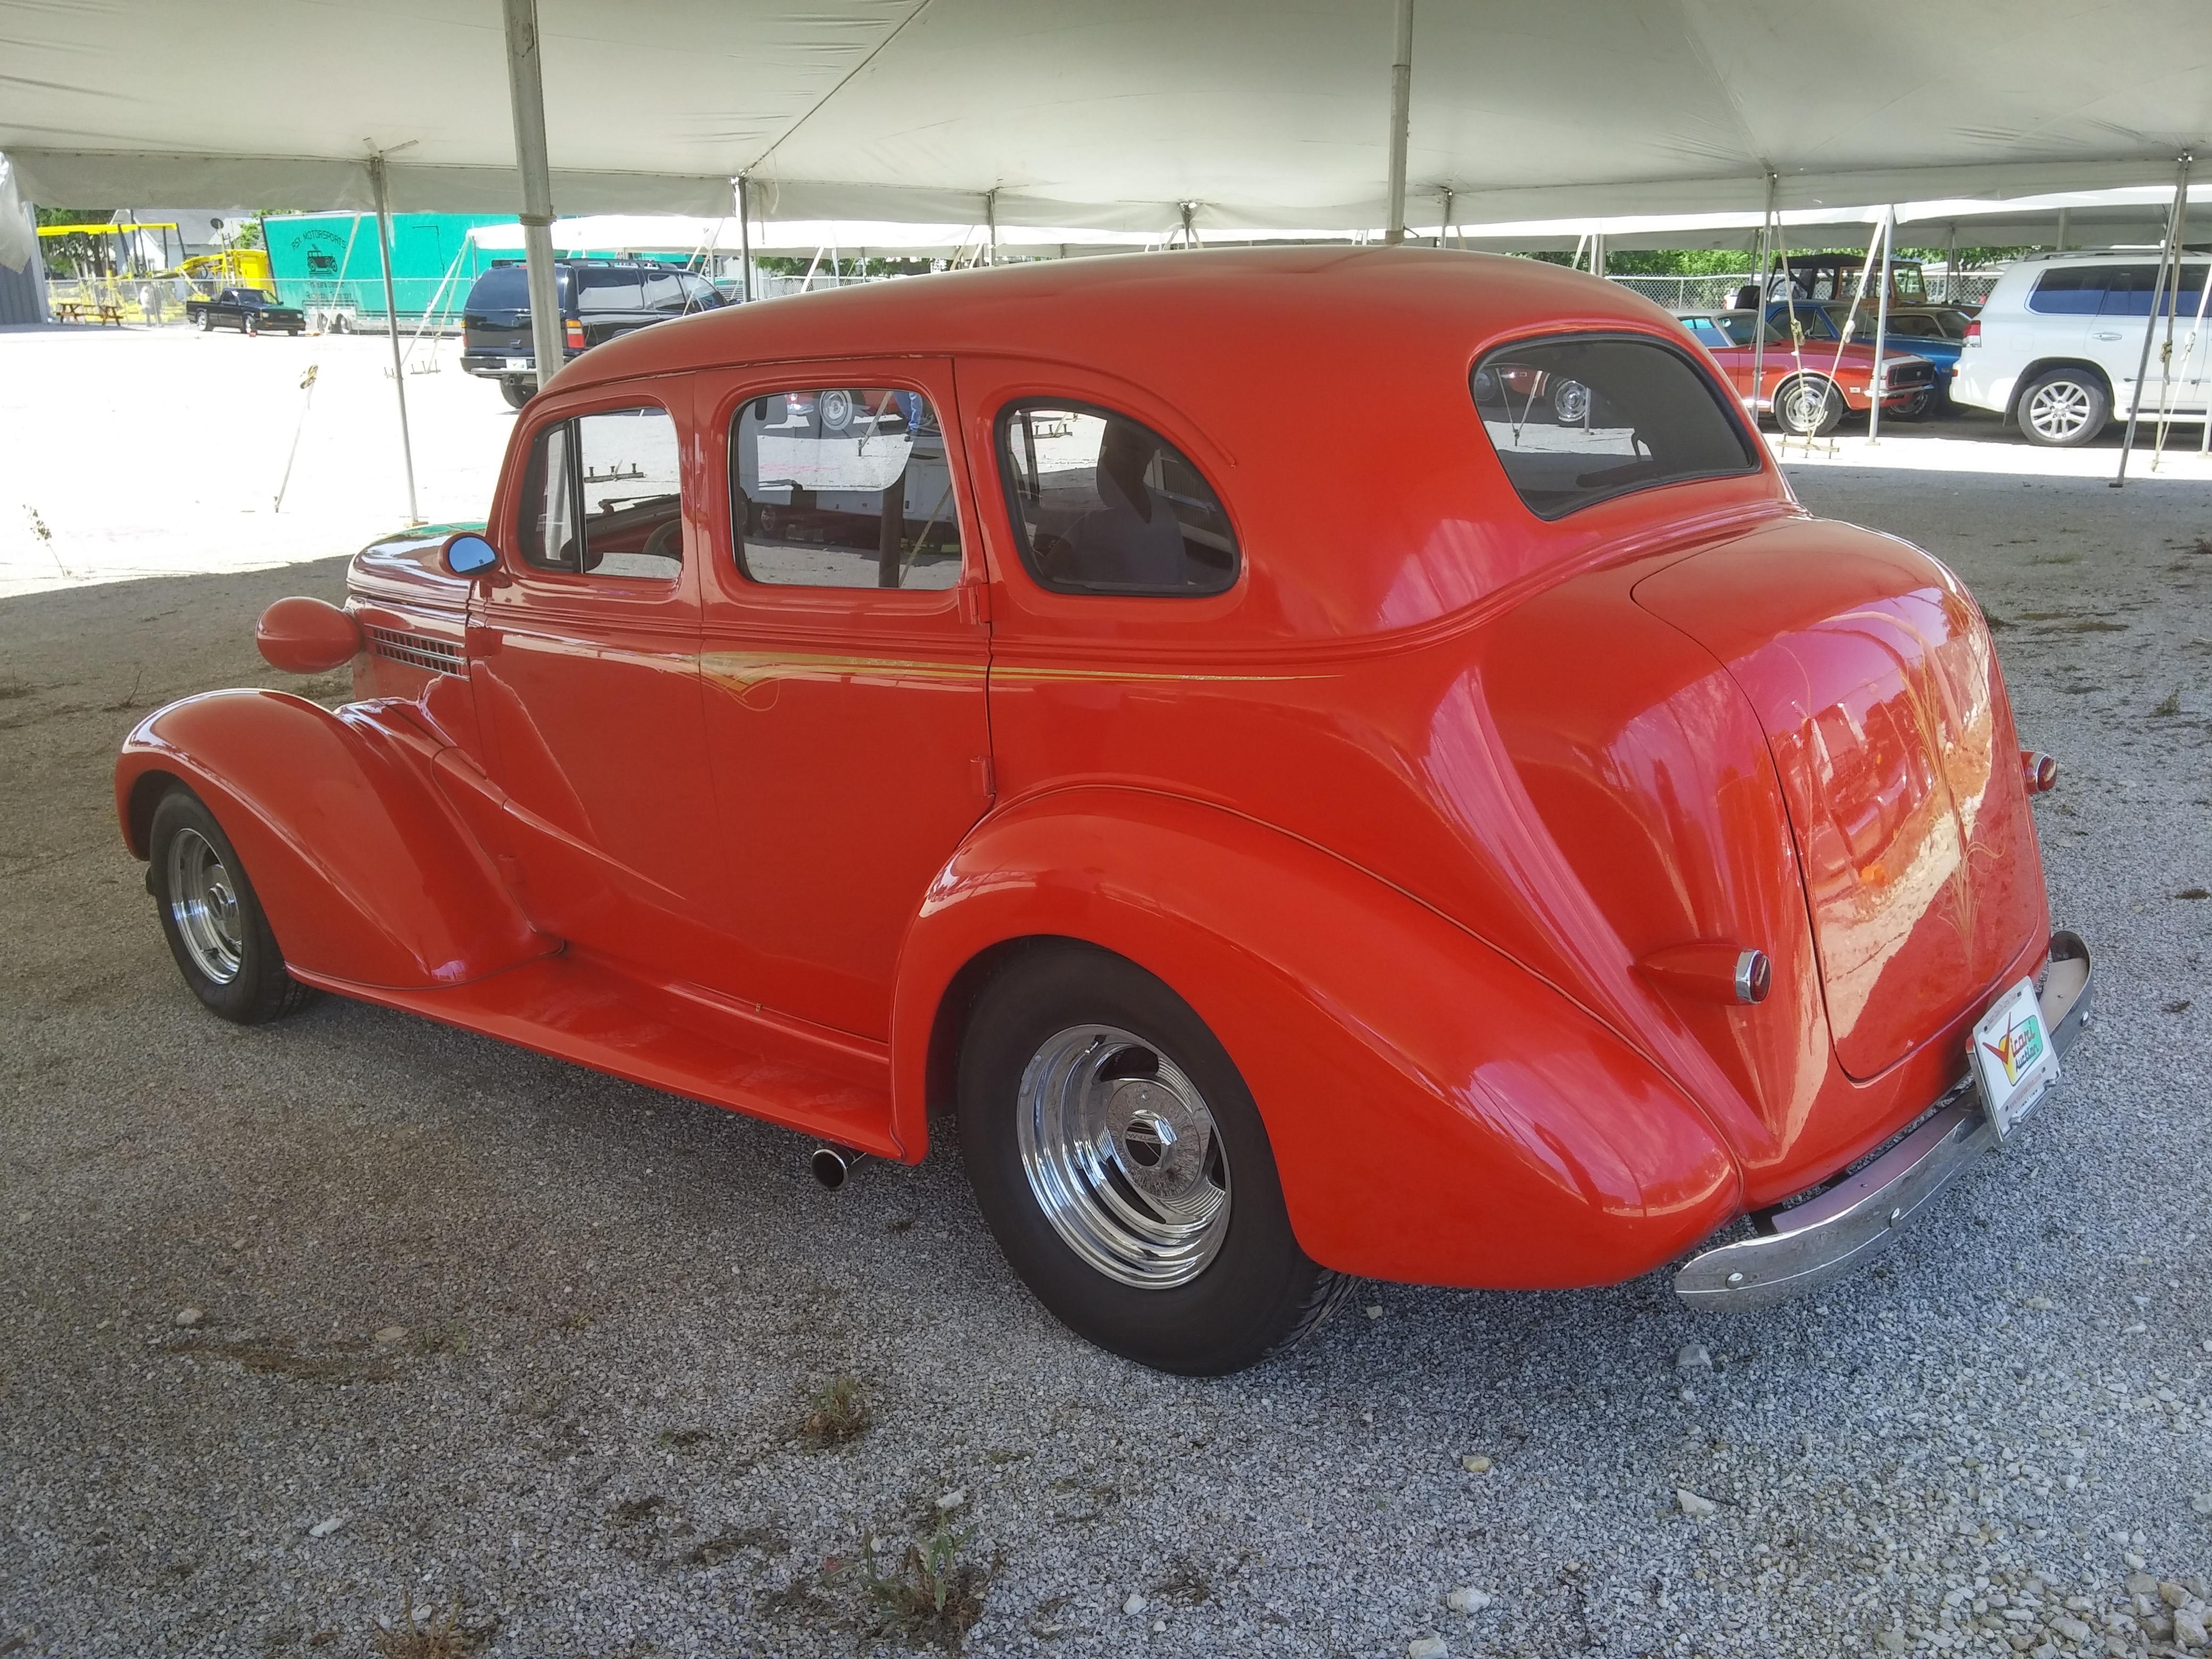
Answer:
[2, 0, 2207, 231]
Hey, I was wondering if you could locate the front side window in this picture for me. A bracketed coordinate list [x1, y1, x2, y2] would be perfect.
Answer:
[995, 404, 1237, 596]
[731, 387, 963, 589]
[1472, 334, 1760, 521]
[518, 406, 683, 578]
[1681, 315, 1732, 349]
[2097, 263, 2209, 318]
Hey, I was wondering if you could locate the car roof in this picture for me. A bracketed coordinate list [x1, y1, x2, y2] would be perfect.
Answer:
[544, 248, 1791, 642]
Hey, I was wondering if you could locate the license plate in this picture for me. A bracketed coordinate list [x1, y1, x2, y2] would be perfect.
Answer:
[1968, 976, 2058, 1137]
[503, 357, 530, 370]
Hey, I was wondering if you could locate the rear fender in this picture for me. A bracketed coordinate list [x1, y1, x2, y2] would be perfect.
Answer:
[117, 690, 552, 989]
[892, 787, 1739, 1288]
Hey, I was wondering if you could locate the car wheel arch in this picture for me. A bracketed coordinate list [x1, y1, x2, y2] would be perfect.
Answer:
[887, 786, 1741, 1285]
[2005, 358, 2113, 424]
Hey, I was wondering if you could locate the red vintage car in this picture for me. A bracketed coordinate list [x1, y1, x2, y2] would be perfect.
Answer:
[1675, 308, 1937, 434]
[116, 249, 2091, 1375]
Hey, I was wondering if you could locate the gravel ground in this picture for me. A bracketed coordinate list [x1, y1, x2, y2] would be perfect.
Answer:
[2, 463, 2209, 1659]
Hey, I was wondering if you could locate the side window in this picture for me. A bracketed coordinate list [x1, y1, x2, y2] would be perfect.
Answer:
[731, 387, 963, 590]
[995, 404, 1238, 596]
[2029, 267, 2109, 314]
[516, 407, 683, 579]
[576, 268, 643, 314]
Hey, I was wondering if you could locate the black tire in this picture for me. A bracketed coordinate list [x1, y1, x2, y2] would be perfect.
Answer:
[500, 378, 533, 410]
[242, 312, 258, 337]
[957, 942, 1352, 1375]
[197, 311, 212, 332]
[147, 787, 316, 1025]
[1773, 374, 1844, 437]
[2016, 366, 2110, 448]
[1890, 386, 1934, 422]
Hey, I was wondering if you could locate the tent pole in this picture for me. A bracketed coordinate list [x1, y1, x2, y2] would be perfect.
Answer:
[2115, 151, 2192, 487]
[367, 152, 421, 526]
[1179, 200, 1197, 251]
[1384, 0, 1413, 244]
[1749, 173, 1775, 426]
[1945, 222, 1957, 304]
[1590, 228, 1604, 280]
[501, 0, 565, 393]
[1868, 207, 1894, 443]
[737, 175, 752, 302]
[2054, 208, 2068, 253]
[985, 189, 998, 265]
[1439, 187, 1453, 248]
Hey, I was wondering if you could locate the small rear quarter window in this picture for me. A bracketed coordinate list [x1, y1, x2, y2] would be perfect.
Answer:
[1471, 334, 1759, 521]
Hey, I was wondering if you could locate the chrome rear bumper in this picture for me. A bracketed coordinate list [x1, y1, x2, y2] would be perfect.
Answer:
[1673, 931, 2092, 1311]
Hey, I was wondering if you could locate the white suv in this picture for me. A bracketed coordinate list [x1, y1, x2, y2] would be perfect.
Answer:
[1954, 252, 2209, 446]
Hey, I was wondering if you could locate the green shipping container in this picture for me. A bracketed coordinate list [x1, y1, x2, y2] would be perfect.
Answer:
[263, 211, 515, 319]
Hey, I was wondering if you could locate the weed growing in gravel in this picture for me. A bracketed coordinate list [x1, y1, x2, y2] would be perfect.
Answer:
[799, 1375, 872, 1447]
[2154, 687, 2184, 716]
[372, 1589, 489, 1657]
[413, 1321, 469, 1358]
[859, 1521, 992, 1652]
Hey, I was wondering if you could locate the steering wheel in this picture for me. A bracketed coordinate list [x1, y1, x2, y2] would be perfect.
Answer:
[641, 518, 683, 564]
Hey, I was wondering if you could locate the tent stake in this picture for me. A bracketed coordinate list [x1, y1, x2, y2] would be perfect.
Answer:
[367, 148, 421, 526]
[501, 0, 565, 394]
[1384, 0, 1413, 244]
[2115, 152, 2192, 487]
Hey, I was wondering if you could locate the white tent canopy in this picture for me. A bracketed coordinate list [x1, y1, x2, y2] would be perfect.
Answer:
[4, 0, 2208, 232]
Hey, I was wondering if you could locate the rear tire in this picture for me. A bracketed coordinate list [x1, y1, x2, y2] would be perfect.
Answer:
[147, 787, 316, 1025]
[242, 313, 258, 337]
[1773, 374, 1844, 437]
[198, 311, 212, 332]
[500, 378, 533, 410]
[2016, 366, 2110, 447]
[957, 941, 1351, 1375]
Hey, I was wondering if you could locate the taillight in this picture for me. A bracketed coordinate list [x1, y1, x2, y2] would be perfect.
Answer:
[1964, 319, 1981, 347]
[564, 319, 585, 350]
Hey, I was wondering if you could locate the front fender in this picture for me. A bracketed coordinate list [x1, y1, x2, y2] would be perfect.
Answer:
[892, 787, 1739, 1289]
[117, 690, 551, 990]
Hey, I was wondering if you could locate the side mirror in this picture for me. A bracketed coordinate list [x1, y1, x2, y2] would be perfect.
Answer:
[442, 532, 499, 577]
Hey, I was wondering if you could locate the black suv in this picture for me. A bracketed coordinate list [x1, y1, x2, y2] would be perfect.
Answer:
[460, 259, 725, 408]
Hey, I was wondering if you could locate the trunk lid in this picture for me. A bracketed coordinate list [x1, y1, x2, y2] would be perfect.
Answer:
[1633, 518, 2047, 1079]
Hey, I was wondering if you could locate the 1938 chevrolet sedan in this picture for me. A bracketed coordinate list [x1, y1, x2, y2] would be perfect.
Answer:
[116, 249, 2092, 1375]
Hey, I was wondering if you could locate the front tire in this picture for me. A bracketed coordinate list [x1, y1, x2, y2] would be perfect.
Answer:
[147, 787, 315, 1025]
[198, 311, 212, 332]
[957, 942, 1350, 1374]
[1773, 374, 1844, 437]
[2016, 366, 2110, 447]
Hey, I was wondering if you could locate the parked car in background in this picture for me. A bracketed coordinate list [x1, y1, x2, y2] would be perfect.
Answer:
[1776, 300, 1964, 415]
[1675, 308, 1937, 433]
[118, 250, 2090, 1374]
[183, 287, 305, 337]
[460, 258, 724, 409]
[1953, 252, 2210, 446]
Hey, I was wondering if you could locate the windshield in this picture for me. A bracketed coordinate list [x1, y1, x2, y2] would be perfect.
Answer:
[1472, 334, 1760, 521]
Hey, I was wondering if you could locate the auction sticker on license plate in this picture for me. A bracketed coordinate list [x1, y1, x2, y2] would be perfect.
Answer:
[503, 357, 530, 370]
[1968, 976, 2058, 1137]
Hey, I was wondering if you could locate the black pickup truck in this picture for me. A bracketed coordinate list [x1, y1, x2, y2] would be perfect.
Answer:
[185, 288, 306, 336]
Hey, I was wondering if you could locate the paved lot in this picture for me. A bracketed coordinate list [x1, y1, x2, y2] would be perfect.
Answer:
[2, 332, 2210, 1657]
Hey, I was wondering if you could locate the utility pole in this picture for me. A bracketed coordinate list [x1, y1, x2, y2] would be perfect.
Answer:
[501, 0, 565, 392]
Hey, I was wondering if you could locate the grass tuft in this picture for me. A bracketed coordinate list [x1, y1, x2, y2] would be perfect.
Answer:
[799, 1376, 872, 1447]
[860, 1520, 992, 1652]
[2154, 688, 2185, 717]
[371, 1590, 490, 1658]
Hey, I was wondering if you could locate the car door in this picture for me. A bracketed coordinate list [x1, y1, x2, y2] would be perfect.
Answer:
[2100, 261, 2211, 416]
[2021, 263, 2104, 389]
[692, 358, 993, 1040]
[471, 390, 729, 982]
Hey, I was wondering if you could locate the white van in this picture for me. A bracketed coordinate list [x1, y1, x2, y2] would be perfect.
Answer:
[1954, 252, 2209, 446]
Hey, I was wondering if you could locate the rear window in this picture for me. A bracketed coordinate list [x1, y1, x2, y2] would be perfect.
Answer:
[466, 267, 529, 312]
[1472, 334, 1759, 521]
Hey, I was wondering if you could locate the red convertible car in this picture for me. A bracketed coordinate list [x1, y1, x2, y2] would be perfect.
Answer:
[118, 249, 2091, 1374]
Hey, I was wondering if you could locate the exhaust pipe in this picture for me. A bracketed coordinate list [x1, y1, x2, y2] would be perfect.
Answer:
[810, 1146, 862, 1190]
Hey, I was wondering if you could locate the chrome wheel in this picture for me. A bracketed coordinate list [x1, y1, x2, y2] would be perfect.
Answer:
[1016, 1025, 1231, 1289]
[166, 826, 244, 985]
[1778, 379, 1830, 434]
[2026, 378, 2094, 442]
[1551, 378, 1591, 424]
[817, 387, 856, 432]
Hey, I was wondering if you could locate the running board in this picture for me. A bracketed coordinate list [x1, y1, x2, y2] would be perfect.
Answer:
[291, 951, 903, 1158]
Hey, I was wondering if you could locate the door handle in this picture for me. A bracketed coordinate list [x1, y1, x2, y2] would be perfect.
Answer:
[2093, 331, 2124, 340]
